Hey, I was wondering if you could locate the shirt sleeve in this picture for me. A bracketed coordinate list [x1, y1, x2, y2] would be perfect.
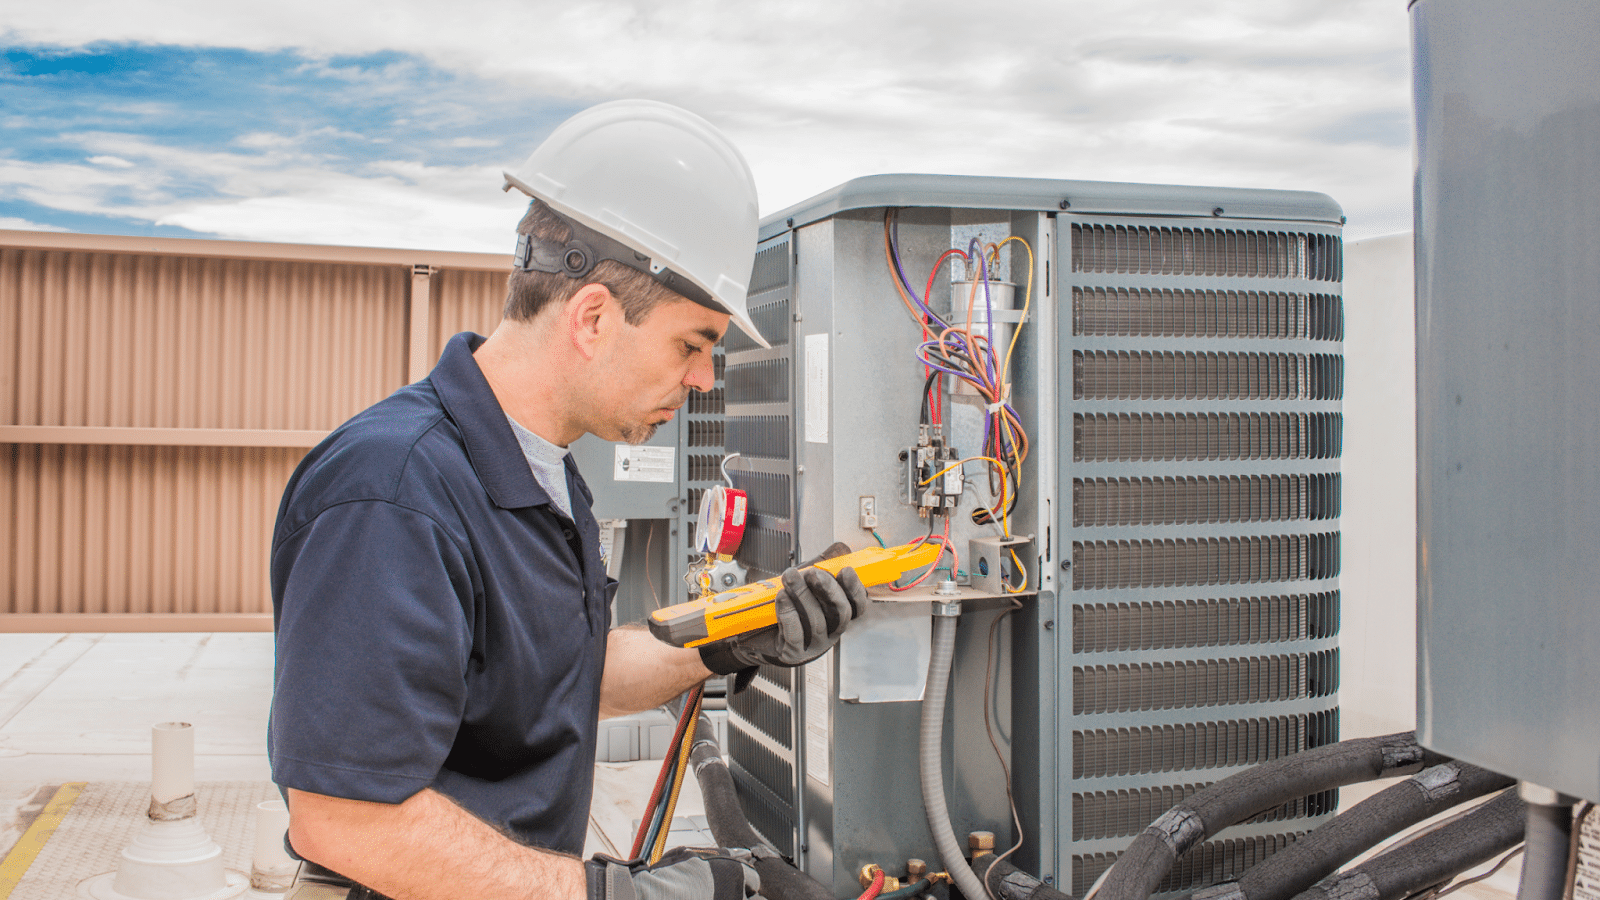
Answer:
[269, 499, 477, 805]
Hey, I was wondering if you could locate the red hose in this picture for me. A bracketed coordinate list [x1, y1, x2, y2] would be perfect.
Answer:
[857, 868, 886, 900]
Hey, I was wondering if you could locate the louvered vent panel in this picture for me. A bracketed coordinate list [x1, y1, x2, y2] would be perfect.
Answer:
[1074, 786, 1331, 841]
[725, 416, 790, 459]
[1072, 709, 1341, 778]
[756, 664, 793, 692]
[738, 525, 794, 581]
[1073, 833, 1303, 897]
[726, 291, 791, 351]
[1073, 650, 1340, 714]
[1073, 288, 1343, 340]
[1071, 225, 1341, 281]
[687, 454, 723, 483]
[1074, 351, 1343, 400]
[1074, 475, 1341, 526]
[687, 420, 725, 448]
[729, 683, 793, 747]
[1071, 533, 1340, 590]
[730, 470, 792, 519]
[727, 727, 795, 803]
[1074, 413, 1343, 462]
[748, 242, 791, 295]
[728, 765, 796, 860]
[687, 387, 725, 415]
[726, 358, 790, 404]
[1072, 593, 1340, 652]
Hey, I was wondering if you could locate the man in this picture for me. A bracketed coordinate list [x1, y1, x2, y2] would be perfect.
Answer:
[269, 100, 867, 900]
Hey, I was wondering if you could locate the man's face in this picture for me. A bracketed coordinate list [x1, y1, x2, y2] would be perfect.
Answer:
[587, 293, 729, 445]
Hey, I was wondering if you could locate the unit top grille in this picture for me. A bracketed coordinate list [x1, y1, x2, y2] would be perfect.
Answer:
[1071, 224, 1341, 282]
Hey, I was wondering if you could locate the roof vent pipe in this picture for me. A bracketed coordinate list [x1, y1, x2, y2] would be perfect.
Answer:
[81, 722, 248, 900]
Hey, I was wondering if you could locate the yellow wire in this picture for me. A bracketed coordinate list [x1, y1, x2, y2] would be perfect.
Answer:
[919, 455, 1007, 486]
[650, 692, 701, 864]
[1004, 548, 1029, 593]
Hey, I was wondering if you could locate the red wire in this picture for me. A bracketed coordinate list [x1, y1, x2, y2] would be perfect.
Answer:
[888, 520, 954, 592]
[857, 869, 887, 900]
[630, 683, 703, 859]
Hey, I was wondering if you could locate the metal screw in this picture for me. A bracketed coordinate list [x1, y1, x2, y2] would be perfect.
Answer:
[1044, 876, 1055, 886]
[1044, 620, 1054, 630]
[1060, 560, 1071, 570]
[1059, 199, 1071, 210]
[787, 217, 795, 228]
[1212, 207, 1225, 217]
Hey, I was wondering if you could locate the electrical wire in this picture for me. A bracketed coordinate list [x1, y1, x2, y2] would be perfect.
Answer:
[887, 217, 1034, 539]
[982, 596, 1027, 899]
[1427, 846, 1525, 899]
[630, 683, 704, 862]
[889, 517, 956, 592]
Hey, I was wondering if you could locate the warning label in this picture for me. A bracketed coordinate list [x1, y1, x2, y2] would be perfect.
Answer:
[613, 445, 675, 483]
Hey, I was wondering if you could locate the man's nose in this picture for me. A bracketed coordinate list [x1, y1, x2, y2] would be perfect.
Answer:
[684, 351, 716, 392]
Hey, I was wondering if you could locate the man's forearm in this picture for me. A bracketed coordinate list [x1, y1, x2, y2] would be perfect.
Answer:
[599, 624, 714, 718]
[287, 787, 584, 900]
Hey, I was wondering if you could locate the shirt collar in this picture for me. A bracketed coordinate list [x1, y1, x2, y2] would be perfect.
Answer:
[429, 332, 551, 510]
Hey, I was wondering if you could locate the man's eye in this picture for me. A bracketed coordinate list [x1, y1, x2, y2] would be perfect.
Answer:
[682, 341, 702, 356]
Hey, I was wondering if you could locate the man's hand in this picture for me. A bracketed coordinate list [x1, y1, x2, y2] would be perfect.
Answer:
[699, 565, 867, 674]
[587, 847, 760, 900]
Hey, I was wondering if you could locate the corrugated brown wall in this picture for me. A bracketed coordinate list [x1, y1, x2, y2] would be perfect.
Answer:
[1, 231, 510, 631]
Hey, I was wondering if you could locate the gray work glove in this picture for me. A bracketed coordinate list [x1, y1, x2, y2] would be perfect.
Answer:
[586, 847, 760, 900]
[699, 563, 868, 674]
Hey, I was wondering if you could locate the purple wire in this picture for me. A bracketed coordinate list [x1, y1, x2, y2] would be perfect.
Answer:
[890, 212, 950, 330]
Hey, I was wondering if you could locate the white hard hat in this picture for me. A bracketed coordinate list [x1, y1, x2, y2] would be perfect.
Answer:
[503, 99, 769, 350]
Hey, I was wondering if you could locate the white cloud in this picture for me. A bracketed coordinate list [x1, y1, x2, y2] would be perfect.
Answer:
[0, 216, 69, 232]
[1, 0, 1417, 243]
[87, 155, 135, 168]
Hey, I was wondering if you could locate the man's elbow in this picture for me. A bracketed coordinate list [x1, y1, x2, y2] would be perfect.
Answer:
[284, 787, 395, 872]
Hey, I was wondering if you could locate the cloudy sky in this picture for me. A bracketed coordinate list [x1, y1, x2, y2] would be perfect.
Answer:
[0, 1, 1416, 253]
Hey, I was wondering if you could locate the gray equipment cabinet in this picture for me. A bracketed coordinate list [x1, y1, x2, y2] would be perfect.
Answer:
[720, 174, 1344, 896]
[1412, 0, 1600, 802]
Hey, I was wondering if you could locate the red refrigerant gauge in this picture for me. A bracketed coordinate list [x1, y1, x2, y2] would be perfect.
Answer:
[697, 484, 748, 557]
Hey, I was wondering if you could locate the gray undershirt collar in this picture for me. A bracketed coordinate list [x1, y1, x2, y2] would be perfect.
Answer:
[505, 414, 573, 521]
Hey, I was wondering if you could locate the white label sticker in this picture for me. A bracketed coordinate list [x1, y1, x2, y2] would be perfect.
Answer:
[804, 649, 832, 787]
[613, 445, 675, 483]
[804, 332, 829, 445]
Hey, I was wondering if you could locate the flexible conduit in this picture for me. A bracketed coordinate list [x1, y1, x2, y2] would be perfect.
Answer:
[1288, 788, 1525, 900]
[921, 609, 990, 900]
[689, 713, 836, 900]
[1096, 732, 1448, 900]
[1206, 762, 1514, 900]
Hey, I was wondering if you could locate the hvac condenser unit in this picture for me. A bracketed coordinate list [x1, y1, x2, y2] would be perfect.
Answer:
[719, 175, 1343, 897]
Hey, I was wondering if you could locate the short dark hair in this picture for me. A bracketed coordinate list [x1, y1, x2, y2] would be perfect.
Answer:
[502, 200, 682, 325]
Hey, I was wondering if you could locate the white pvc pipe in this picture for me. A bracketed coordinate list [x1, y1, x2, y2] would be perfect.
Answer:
[251, 799, 296, 891]
[151, 722, 195, 805]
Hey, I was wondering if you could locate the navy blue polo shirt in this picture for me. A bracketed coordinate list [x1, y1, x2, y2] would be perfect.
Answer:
[269, 332, 613, 854]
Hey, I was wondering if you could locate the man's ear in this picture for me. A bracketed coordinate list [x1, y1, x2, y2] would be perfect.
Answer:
[566, 283, 614, 361]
